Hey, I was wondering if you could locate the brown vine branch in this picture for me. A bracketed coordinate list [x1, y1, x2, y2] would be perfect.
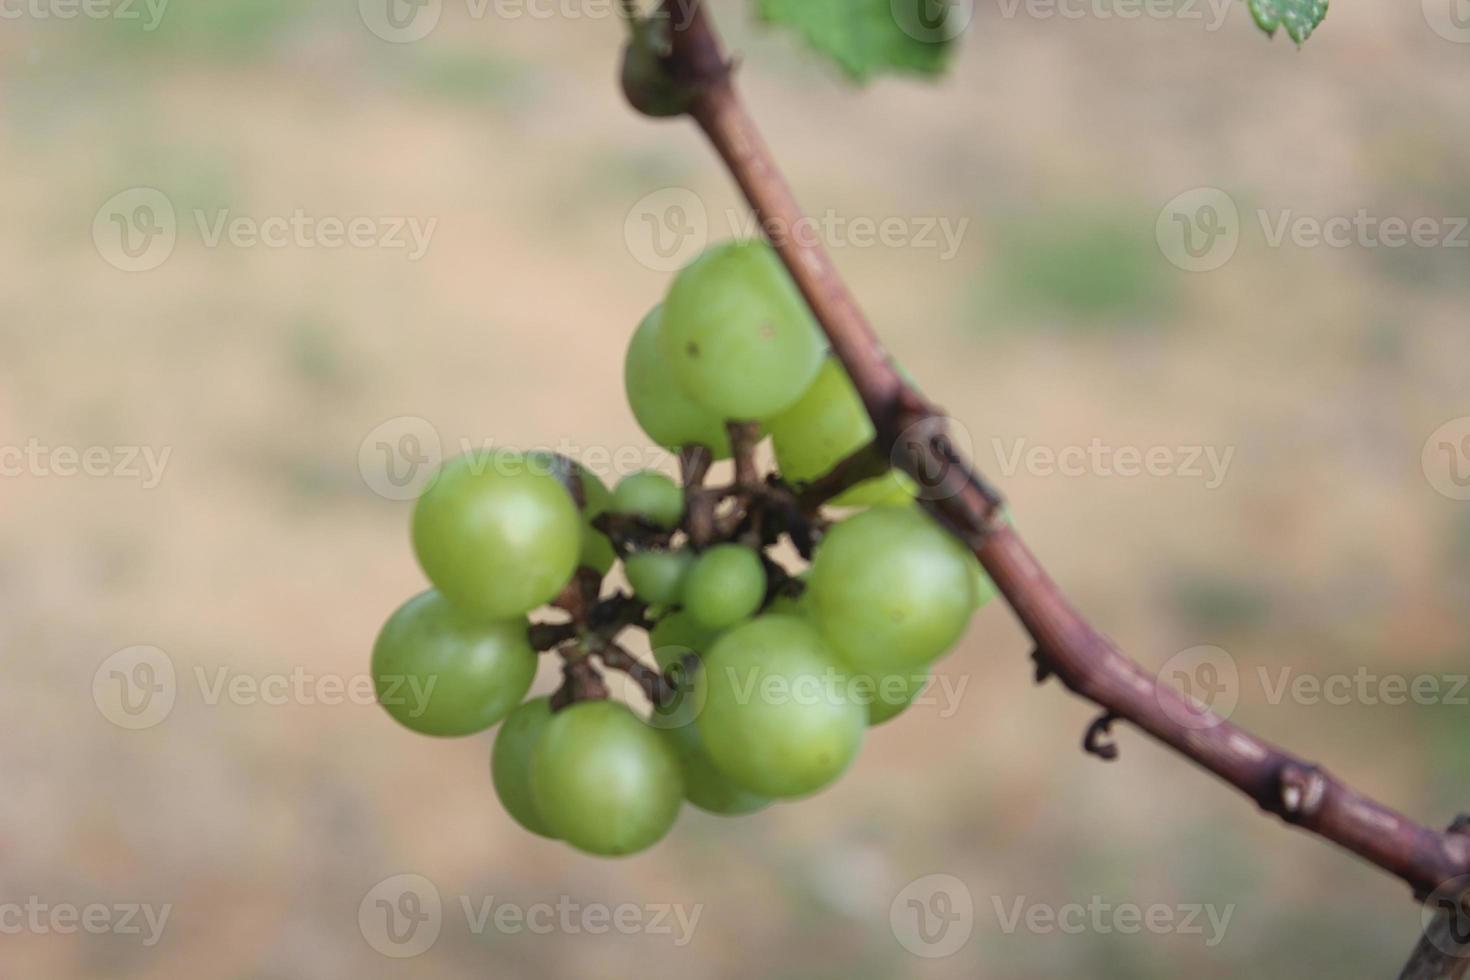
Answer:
[644, 1, 1470, 971]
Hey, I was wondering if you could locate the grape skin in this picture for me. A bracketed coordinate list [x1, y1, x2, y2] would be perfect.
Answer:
[808, 506, 976, 672]
[625, 549, 695, 607]
[611, 470, 685, 530]
[413, 451, 582, 619]
[660, 240, 825, 422]
[695, 615, 866, 798]
[528, 451, 616, 576]
[624, 305, 733, 458]
[683, 544, 767, 631]
[531, 700, 684, 856]
[768, 357, 913, 507]
[491, 697, 559, 838]
[372, 590, 536, 737]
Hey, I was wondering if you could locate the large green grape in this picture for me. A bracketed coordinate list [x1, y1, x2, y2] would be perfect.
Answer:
[491, 697, 558, 838]
[528, 451, 615, 576]
[413, 452, 581, 618]
[531, 700, 683, 856]
[768, 357, 913, 507]
[657, 699, 770, 816]
[696, 615, 866, 798]
[624, 549, 694, 607]
[808, 506, 975, 672]
[661, 241, 825, 422]
[611, 470, 684, 530]
[371, 590, 536, 737]
[624, 306, 733, 458]
[648, 611, 721, 672]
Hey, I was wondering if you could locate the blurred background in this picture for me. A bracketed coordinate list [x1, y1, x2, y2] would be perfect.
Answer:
[3, 0, 1469, 976]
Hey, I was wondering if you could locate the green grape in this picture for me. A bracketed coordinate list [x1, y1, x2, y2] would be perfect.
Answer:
[531, 700, 684, 856]
[371, 590, 536, 737]
[491, 697, 558, 838]
[661, 240, 825, 421]
[768, 357, 913, 507]
[855, 669, 928, 726]
[695, 615, 866, 798]
[649, 611, 720, 672]
[683, 544, 766, 631]
[413, 451, 581, 618]
[611, 470, 684, 529]
[528, 451, 615, 576]
[624, 549, 694, 607]
[656, 700, 770, 816]
[624, 306, 732, 459]
[808, 506, 975, 672]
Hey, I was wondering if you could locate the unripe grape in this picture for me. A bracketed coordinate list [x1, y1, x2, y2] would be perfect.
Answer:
[372, 590, 536, 737]
[695, 615, 866, 798]
[491, 697, 558, 838]
[808, 506, 975, 671]
[624, 306, 733, 458]
[528, 451, 615, 576]
[611, 470, 684, 530]
[649, 611, 721, 672]
[625, 549, 694, 607]
[768, 357, 913, 506]
[661, 240, 825, 421]
[531, 700, 684, 856]
[683, 544, 766, 630]
[413, 451, 581, 619]
[657, 701, 770, 815]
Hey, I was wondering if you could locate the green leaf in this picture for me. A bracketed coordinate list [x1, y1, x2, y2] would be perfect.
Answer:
[1248, 0, 1328, 45]
[755, 0, 959, 83]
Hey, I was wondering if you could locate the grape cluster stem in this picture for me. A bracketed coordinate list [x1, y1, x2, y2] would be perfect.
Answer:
[625, 3, 1470, 974]
[531, 421, 868, 716]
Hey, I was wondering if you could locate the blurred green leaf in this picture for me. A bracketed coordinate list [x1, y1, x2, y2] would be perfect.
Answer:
[755, 0, 958, 82]
[1248, 0, 1328, 45]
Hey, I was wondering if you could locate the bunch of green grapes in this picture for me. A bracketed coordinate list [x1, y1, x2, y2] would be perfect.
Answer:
[371, 239, 995, 857]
